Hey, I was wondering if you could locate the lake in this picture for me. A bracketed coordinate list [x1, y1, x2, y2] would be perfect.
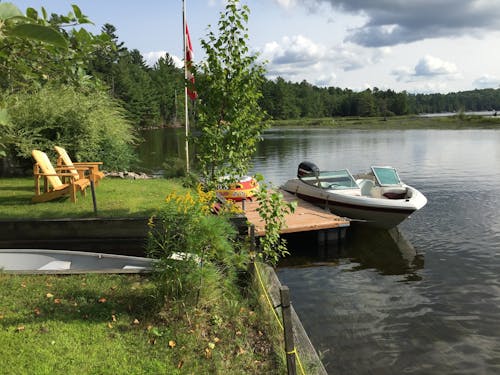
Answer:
[138, 127, 500, 374]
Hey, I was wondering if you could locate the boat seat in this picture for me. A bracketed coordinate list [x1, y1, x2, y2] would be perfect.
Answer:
[359, 179, 375, 196]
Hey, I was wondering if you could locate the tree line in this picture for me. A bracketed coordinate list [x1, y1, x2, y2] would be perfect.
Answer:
[92, 27, 500, 124]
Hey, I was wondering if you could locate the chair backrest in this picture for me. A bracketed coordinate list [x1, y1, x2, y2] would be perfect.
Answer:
[54, 146, 79, 179]
[32, 150, 64, 189]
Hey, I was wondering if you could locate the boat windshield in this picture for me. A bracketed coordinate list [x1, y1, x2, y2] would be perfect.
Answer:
[371, 166, 402, 186]
[301, 169, 359, 190]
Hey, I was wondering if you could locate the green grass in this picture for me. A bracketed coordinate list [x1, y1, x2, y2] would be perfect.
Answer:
[0, 177, 186, 219]
[272, 114, 500, 129]
[0, 177, 285, 374]
[0, 271, 281, 374]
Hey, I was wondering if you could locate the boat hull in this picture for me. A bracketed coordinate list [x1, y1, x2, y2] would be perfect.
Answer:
[0, 249, 155, 274]
[282, 179, 426, 229]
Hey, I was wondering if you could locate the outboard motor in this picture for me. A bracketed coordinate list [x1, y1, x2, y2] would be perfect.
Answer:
[297, 161, 320, 179]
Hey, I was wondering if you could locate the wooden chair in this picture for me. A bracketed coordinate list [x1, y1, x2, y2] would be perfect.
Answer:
[32, 150, 90, 203]
[54, 146, 105, 186]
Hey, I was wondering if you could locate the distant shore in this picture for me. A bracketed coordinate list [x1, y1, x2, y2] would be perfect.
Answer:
[270, 114, 500, 129]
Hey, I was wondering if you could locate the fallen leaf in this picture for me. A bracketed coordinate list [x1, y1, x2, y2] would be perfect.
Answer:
[15, 326, 25, 332]
[235, 330, 242, 336]
[111, 314, 117, 322]
[146, 324, 153, 331]
[168, 340, 176, 348]
[204, 348, 212, 358]
[98, 297, 107, 303]
[133, 318, 140, 325]
[213, 337, 220, 343]
[149, 338, 157, 345]
[107, 323, 113, 329]
[150, 327, 162, 337]
[34, 308, 41, 316]
[237, 347, 246, 356]
[54, 299, 61, 304]
[208, 342, 215, 349]
[177, 360, 184, 369]
[46, 293, 54, 298]
[21, 282, 26, 288]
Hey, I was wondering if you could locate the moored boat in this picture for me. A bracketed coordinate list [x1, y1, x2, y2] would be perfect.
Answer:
[281, 161, 427, 229]
[216, 176, 259, 201]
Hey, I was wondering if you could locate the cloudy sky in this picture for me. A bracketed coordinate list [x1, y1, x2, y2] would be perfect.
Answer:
[12, 0, 500, 93]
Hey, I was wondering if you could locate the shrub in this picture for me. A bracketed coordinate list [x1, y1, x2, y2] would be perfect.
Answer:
[5, 85, 137, 171]
[146, 187, 247, 304]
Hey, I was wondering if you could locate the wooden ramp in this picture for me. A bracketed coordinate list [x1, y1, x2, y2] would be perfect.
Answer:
[244, 190, 350, 236]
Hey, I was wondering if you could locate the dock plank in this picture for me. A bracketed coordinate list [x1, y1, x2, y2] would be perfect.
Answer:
[244, 190, 349, 236]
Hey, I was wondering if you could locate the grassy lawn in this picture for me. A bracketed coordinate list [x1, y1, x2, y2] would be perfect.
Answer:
[0, 177, 186, 219]
[0, 272, 281, 374]
[0, 177, 285, 374]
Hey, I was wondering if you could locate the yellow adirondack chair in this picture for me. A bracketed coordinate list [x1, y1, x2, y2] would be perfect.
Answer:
[32, 149, 90, 203]
[54, 146, 105, 186]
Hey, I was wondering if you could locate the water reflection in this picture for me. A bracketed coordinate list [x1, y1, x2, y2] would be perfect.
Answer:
[279, 226, 423, 279]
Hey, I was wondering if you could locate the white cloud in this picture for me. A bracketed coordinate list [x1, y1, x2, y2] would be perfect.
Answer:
[143, 51, 183, 68]
[414, 55, 458, 76]
[391, 55, 460, 85]
[273, 0, 297, 9]
[260, 35, 391, 86]
[262, 35, 326, 64]
[473, 74, 500, 89]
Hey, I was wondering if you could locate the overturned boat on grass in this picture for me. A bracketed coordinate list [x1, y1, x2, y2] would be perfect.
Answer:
[281, 161, 427, 229]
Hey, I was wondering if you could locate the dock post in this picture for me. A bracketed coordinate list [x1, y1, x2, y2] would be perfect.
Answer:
[249, 224, 256, 252]
[280, 286, 297, 375]
[317, 230, 326, 258]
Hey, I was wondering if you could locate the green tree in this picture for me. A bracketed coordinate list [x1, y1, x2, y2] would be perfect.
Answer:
[150, 54, 183, 125]
[195, 0, 268, 188]
[88, 23, 127, 95]
[113, 49, 160, 127]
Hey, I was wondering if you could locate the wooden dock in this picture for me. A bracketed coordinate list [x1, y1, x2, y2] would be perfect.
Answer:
[243, 190, 350, 236]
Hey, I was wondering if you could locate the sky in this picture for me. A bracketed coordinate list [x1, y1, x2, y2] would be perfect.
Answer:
[11, 0, 500, 94]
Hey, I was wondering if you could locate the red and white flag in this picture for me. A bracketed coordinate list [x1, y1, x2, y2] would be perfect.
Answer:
[185, 23, 198, 100]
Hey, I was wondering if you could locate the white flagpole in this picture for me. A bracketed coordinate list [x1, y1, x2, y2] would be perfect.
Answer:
[183, 0, 190, 174]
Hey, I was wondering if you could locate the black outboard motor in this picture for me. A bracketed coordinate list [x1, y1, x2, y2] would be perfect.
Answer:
[297, 161, 320, 179]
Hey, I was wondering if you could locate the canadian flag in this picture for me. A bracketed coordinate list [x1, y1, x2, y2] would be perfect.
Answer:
[185, 23, 198, 100]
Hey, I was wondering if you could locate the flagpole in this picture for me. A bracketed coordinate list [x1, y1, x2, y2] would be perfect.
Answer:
[183, 0, 190, 174]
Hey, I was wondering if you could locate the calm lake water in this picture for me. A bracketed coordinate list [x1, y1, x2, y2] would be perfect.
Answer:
[138, 127, 500, 374]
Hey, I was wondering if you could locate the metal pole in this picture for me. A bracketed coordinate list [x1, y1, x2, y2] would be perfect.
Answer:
[183, 0, 190, 174]
[90, 180, 97, 216]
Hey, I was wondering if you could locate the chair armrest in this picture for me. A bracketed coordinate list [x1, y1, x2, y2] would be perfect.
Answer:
[73, 162, 103, 166]
[35, 172, 79, 177]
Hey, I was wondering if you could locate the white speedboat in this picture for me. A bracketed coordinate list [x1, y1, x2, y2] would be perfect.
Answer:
[281, 161, 427, 229]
